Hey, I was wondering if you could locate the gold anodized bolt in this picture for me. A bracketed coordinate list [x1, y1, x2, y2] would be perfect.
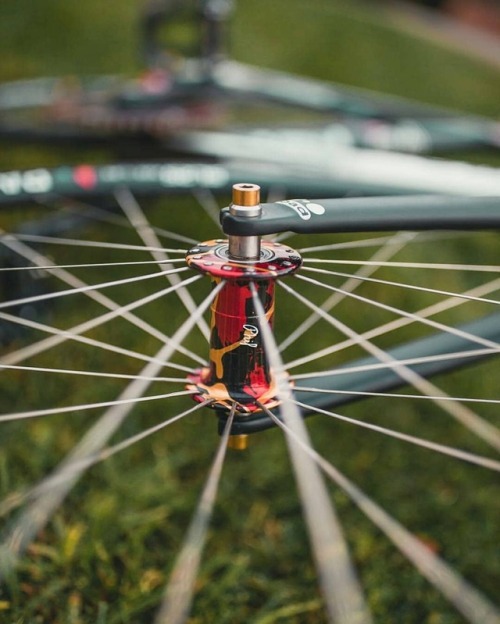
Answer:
[232, 183, 260, 207]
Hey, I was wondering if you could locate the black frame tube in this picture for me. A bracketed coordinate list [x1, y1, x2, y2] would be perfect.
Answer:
[221, 195, 500, 236]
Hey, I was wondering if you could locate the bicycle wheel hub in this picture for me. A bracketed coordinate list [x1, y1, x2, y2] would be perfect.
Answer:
[185, 184, 301, 415]
[185, 239, 302, 280]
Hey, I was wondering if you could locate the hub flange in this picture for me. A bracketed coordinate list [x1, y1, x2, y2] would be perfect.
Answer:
[186, 240, 302, 280]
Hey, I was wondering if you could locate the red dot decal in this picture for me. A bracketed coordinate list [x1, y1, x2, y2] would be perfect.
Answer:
[73, 165, 98, 190]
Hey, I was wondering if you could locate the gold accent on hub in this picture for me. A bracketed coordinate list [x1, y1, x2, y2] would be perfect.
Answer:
[227, 434, 249, 451]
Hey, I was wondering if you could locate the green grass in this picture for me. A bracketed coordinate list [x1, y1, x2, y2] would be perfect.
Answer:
[0, 1, 499, 623]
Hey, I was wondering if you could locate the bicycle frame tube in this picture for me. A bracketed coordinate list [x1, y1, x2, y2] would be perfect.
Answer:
[221, 195, 500, 236]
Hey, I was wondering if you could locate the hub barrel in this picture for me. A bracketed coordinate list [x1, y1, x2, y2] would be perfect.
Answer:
[204, 277, 277, 408]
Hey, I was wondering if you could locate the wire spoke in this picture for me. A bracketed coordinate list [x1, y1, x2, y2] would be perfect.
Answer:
[272, 231, 296, 242]
[293, 400, 500, 471]
[291, 347, 498, 381]
[0, 266, 189, 311]
[280, 231, 416, 352]
[192, 187, 224, 228]
[0, 389, 194, 423]
[280, 280, 500, 452]
[0, 275, 205, 372]
[285, 276, 500, 370]
[294, 385, 500, 405]
[297, 231, 463, 254]
[0, 363, 186, 383]
[288, 278, 500, 369]
[2, 231, 185, 254]
[295, 273, 500, 350]
[0, 281, 223, 575]
[0, 234, 206, 366]
[155, 405, 235, 624]
[266, 413, 500, 624]
[0, 309, 189, 373]
[302, 258, 500, 273]
[302, 265, 500, 306]
[299, 235, 401, 254]
[0, 258, 186, 272]
[89, 400, 211, 467]
[114, 187, 210, 341]
[43, 195, 198, 245]
[3, 401, 210, 510]
[0, 400, 210, 532]
[251, 283, 372, 624]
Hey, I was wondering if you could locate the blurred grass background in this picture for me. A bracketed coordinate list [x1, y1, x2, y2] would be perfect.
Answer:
[0, 1, 499, 623]
[0, 0, 499, 113]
